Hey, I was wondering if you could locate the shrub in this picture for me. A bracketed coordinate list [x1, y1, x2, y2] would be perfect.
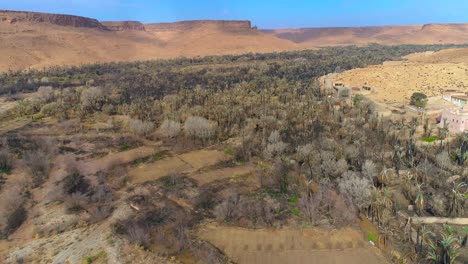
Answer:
[264, 130, 288, 159]
[88, 206, 113, 223]
[37, 86, 54, 103]
[124, 221, 150, 248]
[0, 186, 26, 237]
[62, 171, 90, 195]
[24, 150, 51, 187]
[158, 119, 181, 138]
[80, 87, 106, 113]
[184, 116, 216, 140]
[0, 148, 13, 174]
[41, 102, 62, 117]
[128, 118, 154, 137]
[410, 92, 428, 108]
[64, 192, 88, 213]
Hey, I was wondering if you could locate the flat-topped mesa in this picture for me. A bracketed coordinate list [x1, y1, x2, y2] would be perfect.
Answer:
[0, 10, 106, 29]
[101, 21, 146, 31]
[421, 23, 468, 32]
[145, 20, 254, 33]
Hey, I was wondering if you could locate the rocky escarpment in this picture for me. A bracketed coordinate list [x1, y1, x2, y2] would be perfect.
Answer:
[0, 10, 107, 29]
[146, 20, 254, 33]
[101, 21, 146, 31]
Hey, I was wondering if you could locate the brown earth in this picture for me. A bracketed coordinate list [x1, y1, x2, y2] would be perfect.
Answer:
[198, 224, 389, 264]
[101, 21, 146, 31]
[0, 11, 299, 72]
[333, 48, 468, 104]
[263, 23, 468, 47]
[1, 10, 467, 72]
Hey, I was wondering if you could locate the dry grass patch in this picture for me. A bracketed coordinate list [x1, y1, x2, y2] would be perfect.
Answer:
[198, 224, 388, 264]
[191, 164, 255, 185]
[178, 150, 229, 169]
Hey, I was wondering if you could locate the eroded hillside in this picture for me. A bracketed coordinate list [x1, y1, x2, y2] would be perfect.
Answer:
[263, 24, 468, 46]
[0, 11, 299, 72]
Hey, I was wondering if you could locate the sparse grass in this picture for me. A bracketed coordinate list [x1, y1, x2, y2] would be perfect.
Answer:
[367, 232, 377, 243]
[422, 136, 438, 143]
[82, 250, 106, 264]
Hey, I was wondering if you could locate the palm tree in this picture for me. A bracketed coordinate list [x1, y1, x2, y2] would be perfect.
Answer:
[449, 182, 467, 217]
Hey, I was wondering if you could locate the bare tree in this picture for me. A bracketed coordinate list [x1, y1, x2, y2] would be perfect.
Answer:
[128, 118, 154, 137]
[37, 86, 54, 103]
[338, 171, 372, 212]
[264, 130, 287, 159]
[184, 116, 216, 140]
[158, 119, 181, 138]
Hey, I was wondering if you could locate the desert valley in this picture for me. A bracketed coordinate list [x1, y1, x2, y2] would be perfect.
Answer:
[0, 8, 467, 264]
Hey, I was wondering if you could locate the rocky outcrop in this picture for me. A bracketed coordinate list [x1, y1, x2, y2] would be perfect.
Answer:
[146, 20, 254, 33]
[421, 23, 468, 32]
[0, 10, 106, 29]
[101, 21, 146, 31]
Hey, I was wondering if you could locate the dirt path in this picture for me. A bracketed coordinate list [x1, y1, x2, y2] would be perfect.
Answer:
[411, 217, 468, 225]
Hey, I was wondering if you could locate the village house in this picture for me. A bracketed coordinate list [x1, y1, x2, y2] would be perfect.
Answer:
[439, 107, 468, 134]
[451, 95, 468, 106]
[442, 90, 467, 104]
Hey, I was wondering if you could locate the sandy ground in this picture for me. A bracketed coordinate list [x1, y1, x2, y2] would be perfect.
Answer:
[198, 224, 389, 264]
[0, 20, 299, 72]
[129, 149, 228, 184]
[334, 48, 468, 104]
[264, 24, 468, 47]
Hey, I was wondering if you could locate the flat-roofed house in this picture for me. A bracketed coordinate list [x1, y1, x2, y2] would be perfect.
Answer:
[439, 108, 468, 133]
[442, 91, 465, 102]
[451, 95, 468, 106]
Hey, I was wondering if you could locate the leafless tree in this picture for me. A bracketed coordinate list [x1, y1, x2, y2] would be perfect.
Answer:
[158, 119, 181, 138]
[184, 116, 216, 140]
[128, 118, 154, 137]
[338, 171, 372, 212]
[264, 130, 287, 159]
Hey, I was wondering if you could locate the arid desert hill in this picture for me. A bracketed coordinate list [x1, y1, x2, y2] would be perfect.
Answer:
[0, 10, 298, 72]
[0, 10, 467, 71]
[263, 24, 468, 46]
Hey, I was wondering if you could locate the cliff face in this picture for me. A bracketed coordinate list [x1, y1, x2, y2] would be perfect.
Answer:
[101, 21, 146, 31]
[0, 10, 106, 29]
[146, 20, 253, 32]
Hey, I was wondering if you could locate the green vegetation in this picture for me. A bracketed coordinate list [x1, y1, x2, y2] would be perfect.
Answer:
[422, 136, 438, 143]
[82, 250, 107, 264]
[410, 92, 428, 108]
[367, 232, 377, 243]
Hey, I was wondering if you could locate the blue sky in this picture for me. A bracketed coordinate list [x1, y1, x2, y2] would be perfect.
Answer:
[1, 0, 467, 29]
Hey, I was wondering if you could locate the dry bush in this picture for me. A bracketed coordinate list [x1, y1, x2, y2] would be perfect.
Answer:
[261, 159, 290, 194]
[297, 191, 322, 225]
[91, 184, 113, 203]
[0, 148, 13, 173]
[213, 190, 281, 226]
[338, 171, 372, 212]
[128, 118, 154, 137]
[0, 186, 26, 237]
[24, 150, 51, 187]
[298, 186, 356, 227]
[125, 221, 150, 248]
[80, 87, 106, 112]
[184, 116, 216, 140]
[37, 86, 54, 103]
[158, 119, 181, 138]
[62, 171, 90, 195]
[88, 205, 113, 224]
[64, 192, 88, 213]
[264, 130, 287, 159]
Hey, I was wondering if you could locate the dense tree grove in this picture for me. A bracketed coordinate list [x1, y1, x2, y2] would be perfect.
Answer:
[0, 44, 467, 263]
